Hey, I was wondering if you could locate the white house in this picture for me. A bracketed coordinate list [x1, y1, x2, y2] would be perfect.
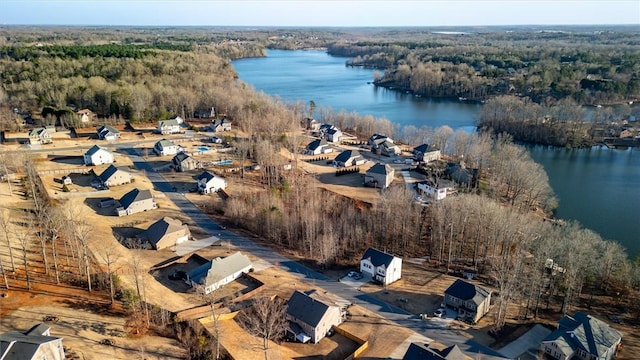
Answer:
[186, 252, 252, 294]
[326, 128, 342, 143]
[83, 145, 114, 166]
[153, 139, 182, 156]
[417, 179, 455, 201]
[197, 171, 227, 194]
[96, 125, 120, 141]
[333, 149, 366, 167]
[97, 165, 132, 187]
[28, 128, 52, 145]
[0, 323, 65, 360]
[305, 139, 333, 155]
[157, 119, 181, 134]
[360, 247, 402, 286]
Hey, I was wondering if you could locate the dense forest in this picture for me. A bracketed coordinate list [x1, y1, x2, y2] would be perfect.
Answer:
[1, 26, 640, 329]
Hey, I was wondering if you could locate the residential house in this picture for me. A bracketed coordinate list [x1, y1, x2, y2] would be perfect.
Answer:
[305, 139, 333, 155]
[194, 107, 215, 119]
[364, 162, 395, 188]
[417, 179, 456, 201]
[115, 188, 156, 216]
[0, 323, 65, 360]
[211, 117, 232, 132]
[360, 247, 402, 286]
[76, 109, 96, 123]
[445, 162, 478, 188]
[138, 216, 190, 250]
[332, 149, 366, 167]
[413, 144, 441, 163]
[318, 123, 337, 135]
[98, 165, 132, 187]
[83, 145, 114, 166]
[197, 171, 227, 194]
[540, 311, 622, 360]
[96, 125, 121, 141]
[403, 342, 471, 360]
[186, 252, 252, 294]
[286, 290, 343, 344]
[325, 127, 342, 143]
[368, 134, 401, 156]
[172, 152, 200, 172]
[153, 139, 182, 156]
[157, 119, 181, 134]
[443, 279, 491, 324]
[28, 127, 52, 145]
[304, 117, 321, 132]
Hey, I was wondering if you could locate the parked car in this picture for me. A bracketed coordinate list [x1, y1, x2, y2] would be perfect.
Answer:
[347, 271, 358, 278]
[353, 273, 363, 280]
[434, 308, 446, 318]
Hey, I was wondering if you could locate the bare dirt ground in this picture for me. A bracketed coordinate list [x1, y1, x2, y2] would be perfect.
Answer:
[0, 286, 186, 360]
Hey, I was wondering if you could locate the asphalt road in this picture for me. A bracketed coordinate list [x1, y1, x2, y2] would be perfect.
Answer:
[122, 146, 508, 359]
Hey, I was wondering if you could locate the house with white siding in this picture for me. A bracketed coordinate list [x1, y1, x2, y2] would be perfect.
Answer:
[360, 248, 402, 286]
[186, 252, 252, 294]
[84, 145, 114, 166]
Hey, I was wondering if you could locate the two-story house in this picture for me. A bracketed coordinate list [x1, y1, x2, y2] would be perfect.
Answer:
[0, 323, 65, 360]
[157, 118, 182, 134]
[83, 145, 114, 166]
[28, 127, 52, 145]
[305, 139, 333, 155]
[96, 125, 121, 141]
[364, 163, 395, 189]
[360, 247, 403, 286]
[443, 279, 491, 324]
[153, 139, 182, 156]
[115, 188, 156, 216]
[286, 290, 343, 344]
[413, 144, 441, 163]
[540, 311, 622, 360]
[197, 171, 227, 194]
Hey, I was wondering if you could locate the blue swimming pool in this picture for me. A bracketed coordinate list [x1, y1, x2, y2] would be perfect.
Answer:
[196, 146, 211, 152]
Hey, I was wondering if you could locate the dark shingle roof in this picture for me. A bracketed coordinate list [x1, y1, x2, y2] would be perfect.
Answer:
[98, 164, 120, 183]
[138, 217, 186, 247]
[444, 279, 490, 306]
[361, 248, 396, 268]
[334, 149, 361, 163]
[0, 324, 60, 360]
[85, 144, 105, 156]
[118, 188, 152, 210]
[173, 152, 190, 163]
[306, 139, 327, 151]
[286, 290, 335, 328]
[366, 163, 393, 175]
[197, 171, 216, 182]
[403, 342, 468, 360]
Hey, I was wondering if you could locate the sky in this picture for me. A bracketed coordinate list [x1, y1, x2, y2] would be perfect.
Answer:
[0, 0, 638, 27]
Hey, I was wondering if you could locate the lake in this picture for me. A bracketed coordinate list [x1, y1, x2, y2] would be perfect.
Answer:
[232, 49, 640, 258]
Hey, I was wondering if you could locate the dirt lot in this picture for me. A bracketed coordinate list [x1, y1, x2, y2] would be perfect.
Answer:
[0, 287, 186, 360]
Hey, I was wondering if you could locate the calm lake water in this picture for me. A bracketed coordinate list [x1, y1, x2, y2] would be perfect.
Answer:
[232, 49, 640, 257]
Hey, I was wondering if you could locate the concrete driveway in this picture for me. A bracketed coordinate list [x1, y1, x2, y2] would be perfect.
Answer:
[497, 323, 551, 359]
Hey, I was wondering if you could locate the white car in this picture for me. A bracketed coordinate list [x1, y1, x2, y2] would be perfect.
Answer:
[211, 136, 223, 144]
[434, 308, 446, 318]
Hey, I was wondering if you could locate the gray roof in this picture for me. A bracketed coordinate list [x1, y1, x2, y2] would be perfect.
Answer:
[0, 324, 60, 360]
[187, 252, 252, 288]
[97, 125, 119, 135]
[158, 119, 179, 127]
[85, 144, 106, 156]
[306, 139, 328, 151]
[118, 188, 152, 209]
[286, 290, 336, 328]
[138, 217, 187, 247]
[98, 164, 127, 183]
[327, 128, 341, 135]
[444, 279, 490, 306]
[403, 342, 468, 360]
[155, 139, 175, 149]
[173, 152, 191, 163]
[366, 163, 393, 176]
[197, 171, 216, 182]
[334, 149, 361, 163]
[361, 247, 397, 268]
[542, 311, 622, 357]
[413, 143, 439, 154]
